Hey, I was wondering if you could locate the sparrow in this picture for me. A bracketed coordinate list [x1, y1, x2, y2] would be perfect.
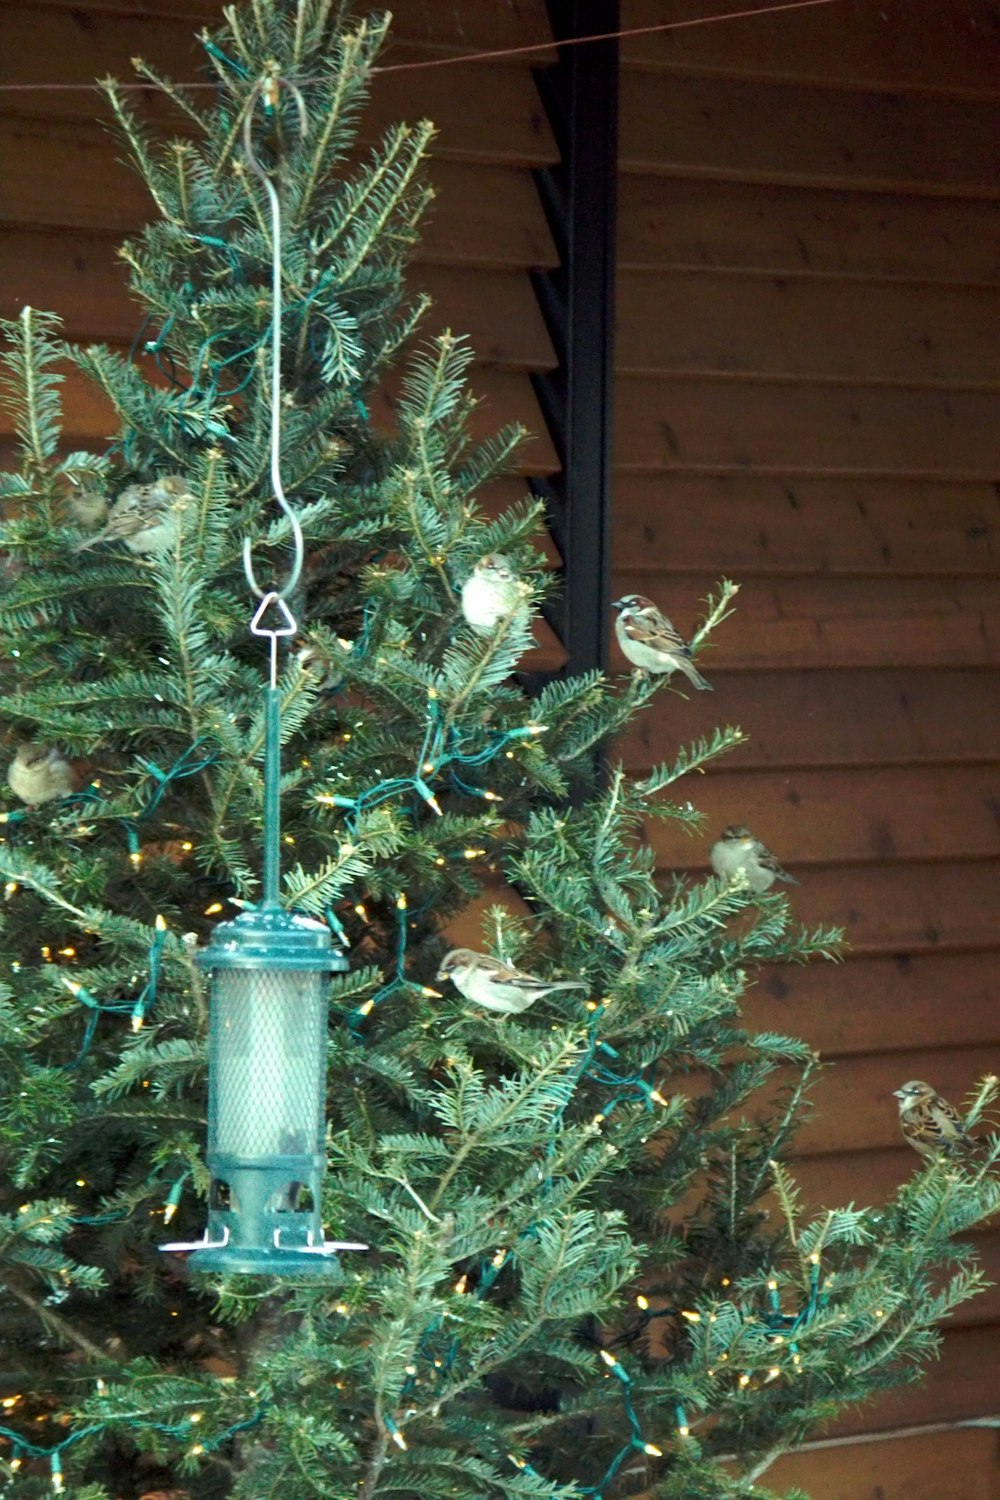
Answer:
[436, 948, 587, 1016]
[894, 1080, 972, 1160]
[460, 554, 528, 634]
[611, 595, 711, 690]
[6, 743, 76, 806]
[74, 474, 190, 556]
[295, 634, 353, 694]
[709, 825, 799, 893]
[66, 487, 109, 530]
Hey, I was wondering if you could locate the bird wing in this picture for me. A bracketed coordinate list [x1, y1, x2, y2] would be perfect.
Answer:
[114, 488, 165, 532]
[927, 1096, 969, 1144]
[477, 954, 577, 991]
[753, 840, 799, 884]
[904, 1097, 967, 1153]
[622, 608, 690, 657]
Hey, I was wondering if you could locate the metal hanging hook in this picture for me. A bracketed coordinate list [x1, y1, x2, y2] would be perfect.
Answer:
[241, 74, 309, 603]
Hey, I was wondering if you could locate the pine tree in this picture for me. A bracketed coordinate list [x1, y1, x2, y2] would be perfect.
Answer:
[0, 5, 997, 1498]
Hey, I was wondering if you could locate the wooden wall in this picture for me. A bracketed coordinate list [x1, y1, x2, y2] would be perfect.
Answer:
[614, 0, 1000, 1492]
[0, 0, 560, 474]
[1, 0, 998, 1493]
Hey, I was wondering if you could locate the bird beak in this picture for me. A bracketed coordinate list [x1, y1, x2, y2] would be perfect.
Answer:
[892, 1089, 906, 1098]
[611, 599, 625, 612]
[435, 965, 448, 982]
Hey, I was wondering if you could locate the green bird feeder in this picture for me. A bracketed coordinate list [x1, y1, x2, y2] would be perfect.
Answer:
[162, 593, 365, 1277]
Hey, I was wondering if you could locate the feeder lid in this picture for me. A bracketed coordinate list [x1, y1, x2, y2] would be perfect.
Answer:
[197, 902, 348, 972]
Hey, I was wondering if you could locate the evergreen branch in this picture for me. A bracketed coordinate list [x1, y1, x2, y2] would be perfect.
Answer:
[2, 1273, 108, 1364]
[295, 22, 384, 225]
[0, 307, 65, 470]
[689, 578, 741, 653]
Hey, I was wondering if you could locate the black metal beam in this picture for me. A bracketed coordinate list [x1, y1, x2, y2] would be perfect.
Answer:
[530, 1, 619, 680]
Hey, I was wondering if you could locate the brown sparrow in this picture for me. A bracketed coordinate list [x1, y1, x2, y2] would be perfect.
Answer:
[710, 825, 799, 893]
[66, 487, 109, 530]
[74, 474, 189, 556]
[436, 948, 587, 1016]
[894, 1080, 971, 1160]
[7, 743, 76, 805]
[612, 595, 711, 690]
[460, 554, 529, 634]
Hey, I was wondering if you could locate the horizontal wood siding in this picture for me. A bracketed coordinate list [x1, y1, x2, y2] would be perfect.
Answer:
[616, 0, 1000, 1478]
[0, 0, 558, 467]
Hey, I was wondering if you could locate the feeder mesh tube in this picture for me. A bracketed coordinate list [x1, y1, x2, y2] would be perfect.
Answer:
[208, 967, 326, 1159]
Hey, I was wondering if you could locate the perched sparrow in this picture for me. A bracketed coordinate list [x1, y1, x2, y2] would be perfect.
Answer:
[66, 487, 109, 530]
[436, 947, 587, 1016]
[6, 743, 75, 806]
[74, 474, 190, 556]
[295, 634, 352, 694]
[460, 554, 528, 634]
[710, 824, 799, 893]
[895, 1080, 972, 1160]
[612, 595, 711, 690]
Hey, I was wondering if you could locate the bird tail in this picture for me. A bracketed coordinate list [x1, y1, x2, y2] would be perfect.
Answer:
[551, 981, 588, 991]
[678, 657, 712, 691]
[777, 870, 800, 886]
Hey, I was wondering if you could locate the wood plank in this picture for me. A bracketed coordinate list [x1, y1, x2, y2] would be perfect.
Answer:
[616, 670, 1000, 773]
[0, 231, 557, 371]
[613, 475, 1000, 578]
[0, 116, 557, 266]
[621, 0, 1000, 99]
[609, 573, 1000, 670]
[424, 164, 558, 270]
[781, 1046, 1000, 1158]
[792, 1146, 982, 1210]
[618, 175, 1000, 281]
[13, 0, 557, 61]
[767, 1427, 1000, 1500]
[747, 859, 1000, 956]
[645, 765, 1000, 870]
[746, 951, 1000, 1057]
[618, 271, 1000, 384]
[614, 376, 1000, 478]
[0, 357, 560, 472]
[620, 74, 1000, 197]
[0, 8, 559, 165]
[825, 1327, 1000, 1431]
[650, 858, 1000, 958]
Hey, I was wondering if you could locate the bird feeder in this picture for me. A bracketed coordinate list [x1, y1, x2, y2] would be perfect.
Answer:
[162, 594, 364, 1277]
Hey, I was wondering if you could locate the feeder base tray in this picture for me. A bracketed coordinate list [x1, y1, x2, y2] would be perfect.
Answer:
[187, 1244, 344, 1279]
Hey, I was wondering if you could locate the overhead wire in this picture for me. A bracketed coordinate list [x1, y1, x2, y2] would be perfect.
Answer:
[0, 0, 843, 94]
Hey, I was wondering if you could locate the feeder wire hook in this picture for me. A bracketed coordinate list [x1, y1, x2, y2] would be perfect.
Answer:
[241, 74, 309, 620]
